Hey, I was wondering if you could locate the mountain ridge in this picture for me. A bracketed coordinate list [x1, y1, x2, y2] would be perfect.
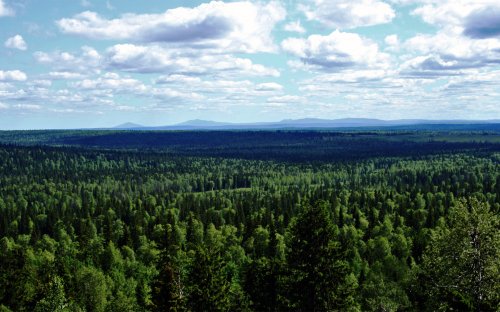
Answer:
[113, 118, 500, 130]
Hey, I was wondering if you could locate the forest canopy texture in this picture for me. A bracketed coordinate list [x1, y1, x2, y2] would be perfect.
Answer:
[0, 130, 499, 311]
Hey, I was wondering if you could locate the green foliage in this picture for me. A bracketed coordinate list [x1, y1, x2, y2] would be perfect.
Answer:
[0, 131, 498, 311]
[76, 266, 108, 312]
[285, 201, 358, 311]
[34, 276, 69, 312]
[187, 246, 231, 311]
[418, 198, 500, 311]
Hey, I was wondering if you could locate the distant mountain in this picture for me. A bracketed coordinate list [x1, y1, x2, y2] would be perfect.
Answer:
[174, 119, 234, 127]
[111, 118, 500, 131]
[114, 122, 144, 129]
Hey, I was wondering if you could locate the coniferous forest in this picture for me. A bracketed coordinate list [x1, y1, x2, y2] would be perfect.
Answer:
[0, 130, 499, 311]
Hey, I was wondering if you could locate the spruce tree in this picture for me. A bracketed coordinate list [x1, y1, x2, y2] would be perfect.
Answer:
[152, 225, 184, 311]
[187, 246, 231, 312]
[286, 200, 358, 311]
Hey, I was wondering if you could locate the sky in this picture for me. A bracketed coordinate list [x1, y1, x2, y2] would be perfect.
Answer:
[1, 0, 500, 129]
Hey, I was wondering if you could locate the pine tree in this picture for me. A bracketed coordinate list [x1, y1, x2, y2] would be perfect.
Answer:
[187, 246, 231, 312]
[286, 200, 358, 311]
[152, 226, 185, 311]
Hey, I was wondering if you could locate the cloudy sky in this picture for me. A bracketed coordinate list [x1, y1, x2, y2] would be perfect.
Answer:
[1, 0, 500, 129]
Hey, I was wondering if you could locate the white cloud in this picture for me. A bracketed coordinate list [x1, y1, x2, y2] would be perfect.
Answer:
[34, 46, 101, 73]
[393, 1, 500, 77]
[106, 44, 280, 77]
[441, 69, 500, 93]
[300, 0, 395, 29]
[255, 82, 284, 91]
[48, 71, 85, 80]
[153, 75, 286, 108]
[282, 30, 390, 72]
[307, 70, 390, 85]
[12, 104, 41, 110]
[411, 0, 500, 39]
[411, 1, 495, 28]
[67, 72, 206, 104]
[399, 55, 477, 78]
[5, 35, 27, 50]
[31, 80, 52, 87]
[57, 1, 286, 53]
[155, 75, 202, 84]
[156, 75, 254, 93]
[0, 102, 43, 112]
[386, 0, 438, 5]
[267, 95, 305, 103]
[0, 0, 14, 17]
[284, 20, 306, 34]
[404, 32, 500, 68]
[49, 108, 86, 114]
[72, 73, 147, 93]
[151, 88, 204, 101]
[0, 70, 27, 81]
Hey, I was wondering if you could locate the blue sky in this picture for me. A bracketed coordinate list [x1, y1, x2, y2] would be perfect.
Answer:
[1, 0, 500, 129]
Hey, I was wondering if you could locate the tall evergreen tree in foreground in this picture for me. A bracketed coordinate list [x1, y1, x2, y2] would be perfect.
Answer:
[418, 198, 500, 311]
[286, 200, 358, 311]
[152, 226, 185, 312]
[187, 246, 231, 312]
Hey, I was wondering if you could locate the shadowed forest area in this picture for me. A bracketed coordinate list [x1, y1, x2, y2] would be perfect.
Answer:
[0, 130, 499, 311]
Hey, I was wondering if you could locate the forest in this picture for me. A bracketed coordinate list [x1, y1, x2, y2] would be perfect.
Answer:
[0, 130, 499, 311]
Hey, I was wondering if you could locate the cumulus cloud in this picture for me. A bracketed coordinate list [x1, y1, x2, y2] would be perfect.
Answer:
[463, 6, 500, 39]
[307, 70, 390, 85]
[11, 104, 41, 111]
[72, 72, 147, 93]
[57, 1, 286, 53]
[399, 55, 475, 78]
[412, 0, 500, 32]
[300, 0, 395, 29]
[34, 46, 101, 73]
[151, 88, 204, 101]
[0, 0, 14, 17]
[282, 30, 390, 71]
[48, 71, 85, 80]
[156, 75, 253, 94]
[69, 72, 273, 106]
[441, 70, 500, 95]
[153, 74, 285, 108]
[255, 82, 284, 91]
[5, 35, 27, 50]
[106, 44, 280, 76]
[402, 1, 500, 77]
[404, 32, 500, 68]
[284, 20, 306, 34]
[0, 70, 27, 81]
[30, 80, 52, 87]
[155, 75, 202, 85]
[0, 101, 43, 112]
[267, 95, 305, 103]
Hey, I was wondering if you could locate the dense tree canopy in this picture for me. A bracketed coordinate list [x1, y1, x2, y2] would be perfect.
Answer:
[0, 130, 498, 311]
